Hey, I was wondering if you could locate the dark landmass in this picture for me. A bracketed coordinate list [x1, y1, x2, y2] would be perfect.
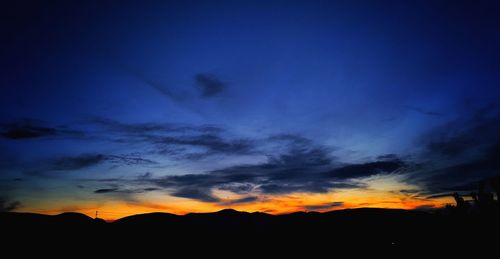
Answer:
[2, 206, 499, 253]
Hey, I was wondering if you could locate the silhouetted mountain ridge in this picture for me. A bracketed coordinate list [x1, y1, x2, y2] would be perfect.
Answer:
[2, 207, 499, 250]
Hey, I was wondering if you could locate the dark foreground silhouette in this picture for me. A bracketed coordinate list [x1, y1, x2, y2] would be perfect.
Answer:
[2, 206, 500, 253]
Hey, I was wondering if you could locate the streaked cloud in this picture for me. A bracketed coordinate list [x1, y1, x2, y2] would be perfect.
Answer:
[0, 119, 83, 140]
[194, 73, 225, 97]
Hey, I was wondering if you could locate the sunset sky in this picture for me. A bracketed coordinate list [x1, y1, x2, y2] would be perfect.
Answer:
[2, 0, 500, 220]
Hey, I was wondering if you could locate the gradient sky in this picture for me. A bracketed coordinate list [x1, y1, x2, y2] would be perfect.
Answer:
[1, 0, 500, 219]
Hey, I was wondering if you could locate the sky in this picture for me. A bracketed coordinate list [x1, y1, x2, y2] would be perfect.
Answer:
[1, 0, 500, 219]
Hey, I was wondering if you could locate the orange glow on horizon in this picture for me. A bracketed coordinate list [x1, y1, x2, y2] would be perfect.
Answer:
[17, 190, 453, 221]
[14, 173, 453, 220]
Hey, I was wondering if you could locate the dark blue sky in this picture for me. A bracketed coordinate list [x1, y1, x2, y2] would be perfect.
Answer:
[1, 0, 500, 216]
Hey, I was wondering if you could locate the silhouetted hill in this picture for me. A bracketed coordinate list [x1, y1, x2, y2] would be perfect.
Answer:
[54, 212, 96, 223]
[2, 207, 499, 252]
[114, 212, 179, 225]
[0, 211, 95, 226]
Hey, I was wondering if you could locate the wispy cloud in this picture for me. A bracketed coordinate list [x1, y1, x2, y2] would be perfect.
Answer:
[145, 138, 402, 202]
[91, 117, 223, 135]
[0, 197, 21, 212]
[117, 62, 187, 102]
[26, 153, 157, 177]
[50, 154, 107, 171]
[0, 119, 83, 140]
[304, 202, 343, 211]
[410, 104, 500, 193]
[404, 105, 443, 116]
[171, 187, 220, 203]
[94, 188, 119, 194]
[94, 187, 159, 194]
[194, 73, 225, 97]
[72, 134, 405, 204]
[220, 196, 259, 206]
[325, 160, 404, 179]
[153, 134, 255, 158]
[91, 117, 255, 159]
[7, 107, 500, 206]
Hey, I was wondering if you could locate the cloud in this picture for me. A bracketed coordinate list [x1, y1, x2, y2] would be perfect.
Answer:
[220, 196, 259, 206]
[91, 117, 250, 159]
[94, 188, 119, 194]
[325, 160, 404, 179]
[146, 136, 400, 202]
[95, 188, 154, 194]
[48, 153, 156, 171]
[1, 125, 56, 139]
[0, 197, 21, 212]
[3, 117, 255, 165]
[412, 105, 500, 193]
[266, 134, 334, 166]
[0, 119, 83, 140]
[258, 181, 362, 195]
[218, 183, 255, 194]
[194, 73, 225, 97]
[153, 134, 255, 158]
[421, 149, 500, 193]
[26, 153, 158, 177]
[426, 193, 453, 199]
[106, 154, 157, 166]
[137, 172, 153, 180]
[171, 187, 219, 202]
[92, 117, 223, 136]
[399, 189, 419, 194]
[51, 154, 107, 171]
[404, 105, 443, 116]
[304, 202, 343, 211]
[377, 154, 400, 161]
[94, 187, 160, 195]
[422, 104, 500, 159]
[117, 62, 187, 102]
